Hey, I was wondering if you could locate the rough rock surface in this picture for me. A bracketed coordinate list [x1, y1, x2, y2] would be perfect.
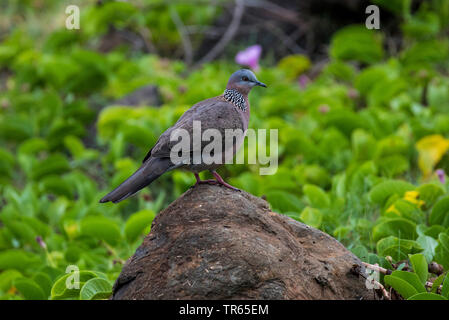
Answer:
[112, 184, 377, 300]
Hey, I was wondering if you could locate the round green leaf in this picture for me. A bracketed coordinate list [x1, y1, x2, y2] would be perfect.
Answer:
[80, 278, 112, 300]
[408, 292, 447, 300]
[14, 277, 46, 300]
[390, 270, 426, 293]
[299, 207, 323, 228]
[384, 275, 418, 299]
[51, 270, 99, 300]
[303, 184, 330, 208]
[80, 216, 121, 245]
[373, 218, 417, 241]
[369, 180, 415, 206]
[409, 254, 428, 285]
[430, 197, 449, 227]
[125, 209, 155, 243]
[0, 270, 23, 292]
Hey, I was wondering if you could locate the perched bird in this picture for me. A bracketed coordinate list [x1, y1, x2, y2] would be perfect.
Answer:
[100, 69, 266, 203]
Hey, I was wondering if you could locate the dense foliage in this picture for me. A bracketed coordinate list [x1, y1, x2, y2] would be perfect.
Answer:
[1, 0, 449, 300]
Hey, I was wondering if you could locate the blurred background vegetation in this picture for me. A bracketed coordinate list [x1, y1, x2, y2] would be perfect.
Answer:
[1, 0, 449, 300]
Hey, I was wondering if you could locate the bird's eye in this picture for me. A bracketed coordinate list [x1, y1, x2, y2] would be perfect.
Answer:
[242, 76, 249, 81]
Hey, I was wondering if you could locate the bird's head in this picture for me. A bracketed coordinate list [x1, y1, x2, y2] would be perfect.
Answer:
[226, 69, 267, 94]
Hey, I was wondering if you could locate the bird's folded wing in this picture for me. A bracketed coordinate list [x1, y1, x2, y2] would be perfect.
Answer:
[143, 97, 244, 162]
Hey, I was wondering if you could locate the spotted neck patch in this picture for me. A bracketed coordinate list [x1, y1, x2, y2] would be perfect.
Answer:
[223, 89, 246, 111]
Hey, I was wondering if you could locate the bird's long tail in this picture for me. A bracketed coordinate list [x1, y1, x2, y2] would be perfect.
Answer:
[99, 157, 174, 203]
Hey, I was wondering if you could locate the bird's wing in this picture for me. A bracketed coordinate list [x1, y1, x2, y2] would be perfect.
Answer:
[143, 97, 244, 162]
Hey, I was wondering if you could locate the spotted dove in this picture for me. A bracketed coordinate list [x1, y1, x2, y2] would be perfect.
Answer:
[100, 69, 266, 203]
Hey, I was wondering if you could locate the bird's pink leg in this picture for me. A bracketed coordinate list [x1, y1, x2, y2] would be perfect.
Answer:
[194, 173, 217, 185]
[211, 171, 240, 191]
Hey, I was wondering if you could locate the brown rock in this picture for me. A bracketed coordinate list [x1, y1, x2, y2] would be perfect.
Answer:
[112, 184, 377, 300]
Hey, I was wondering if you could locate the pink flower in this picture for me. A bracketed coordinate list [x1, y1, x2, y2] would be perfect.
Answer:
[298, 75, 310, 89]
[36, 236, 47, 250]
[235, 45, 262, 71]
[347, 88, 359, 99]
[436, 169, 445, 184]
[318, 104, 330, 114]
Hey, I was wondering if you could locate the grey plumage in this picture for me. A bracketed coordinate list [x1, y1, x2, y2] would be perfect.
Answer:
[100, 69, 266, 203]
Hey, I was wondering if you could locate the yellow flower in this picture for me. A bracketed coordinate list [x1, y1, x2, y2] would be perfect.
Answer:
[386, 204, 400, 215]
[416, 134, 449, 179]
[403, 191, 425, 208]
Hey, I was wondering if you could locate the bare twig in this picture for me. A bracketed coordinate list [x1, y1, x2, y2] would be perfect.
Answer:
[374, 280, 391, 300]
[170, 5, 194, 65]
[352, 263, 390, 300]
[243, 0, 302, 26]
[137, 26, 158, 54]
[262, 21, 307, 55]
[362, 262, 392, 275]
[364, 262, 445, 293]
[193, 0, 245, 68]
[185, 25, 225, 37]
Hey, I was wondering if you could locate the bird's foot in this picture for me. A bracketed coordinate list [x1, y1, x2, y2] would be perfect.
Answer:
[193, 173, 218, 187]
[211, 171, 241, 192]
[197, 179, 218, 185]
[216, 180, 241, 191]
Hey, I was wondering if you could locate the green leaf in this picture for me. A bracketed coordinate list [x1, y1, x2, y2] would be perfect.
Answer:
[0, 270, 23, 292]
[30, 154, 70, 181]
[333, 226, 351, 239]
[408, 292, 447, 300]
[416, 235, 438, 263]
[373, 218, 417, 241]
[14, 277, 46, 300]
[303, 184, 330, 208]
[431, 273, 445, 294]
[429, 197, 449, 227]
[277, 54, 311, 80]
[442, 274, 449, 298]
[351, 245, 369, 261]
[390, 270, 426, 293]
[416, 183, 445, 208]
[3, 220, 37, 245]
[384, 274, 418, 299]
[264, 191, 305, 213]
[409, 254, 428, 285]
[0, 250, 41, 272]
[435, 242, 449, 270]
[439, 233, 449, 252]
[299, 207, 323, 228]
[39, 175, 74, 199]
[124, 209, 155, 243]
[330, 25, 384, 64]
[50, 270, 99, 300]
[369, 180, 415, 206]
[376, 236, 422, 261]
[33, 272, 53, 297]
[418, 225, 446, 238]
[79, 278, 112, 300]
[80, 216, 121, 245]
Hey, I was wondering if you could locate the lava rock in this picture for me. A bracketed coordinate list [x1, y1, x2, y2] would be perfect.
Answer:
[112, 184, 377, 300]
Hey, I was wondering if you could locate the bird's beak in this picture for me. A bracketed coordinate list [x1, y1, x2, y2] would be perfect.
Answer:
[255, 80, 267, 88]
